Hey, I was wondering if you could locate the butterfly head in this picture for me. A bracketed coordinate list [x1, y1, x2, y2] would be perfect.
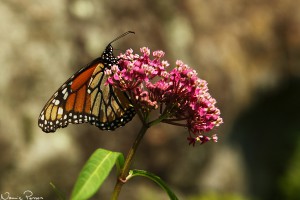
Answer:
[101, 31, 135, 66]
[101, 44, 117, 66]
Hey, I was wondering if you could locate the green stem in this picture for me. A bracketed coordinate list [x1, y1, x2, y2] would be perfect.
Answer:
[148, 111, 170, 127]
[111, 125, 149, 200]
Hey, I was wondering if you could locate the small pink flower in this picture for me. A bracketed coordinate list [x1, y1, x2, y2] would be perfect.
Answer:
[105, 47, 223, 145]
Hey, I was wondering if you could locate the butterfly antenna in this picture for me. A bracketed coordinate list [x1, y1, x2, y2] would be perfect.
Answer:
[109, 31, 135, 45]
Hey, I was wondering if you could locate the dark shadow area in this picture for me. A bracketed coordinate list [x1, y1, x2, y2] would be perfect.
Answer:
[230, 77, 300, 200]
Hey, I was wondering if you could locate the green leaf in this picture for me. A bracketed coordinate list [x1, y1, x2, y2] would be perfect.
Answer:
[71, 149, 124, 200]
[50, 182, 66, 200]
[115, 152, 125, 176]
[129, 169, 179, 200]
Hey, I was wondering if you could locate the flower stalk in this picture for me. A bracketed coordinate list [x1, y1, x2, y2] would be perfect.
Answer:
[111, 124, 149, 200]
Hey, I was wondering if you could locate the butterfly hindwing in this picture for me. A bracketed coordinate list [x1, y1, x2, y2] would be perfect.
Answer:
[88, 64, 135, 129]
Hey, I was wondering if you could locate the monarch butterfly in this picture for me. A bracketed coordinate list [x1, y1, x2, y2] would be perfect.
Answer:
[38, 31, 136, 133]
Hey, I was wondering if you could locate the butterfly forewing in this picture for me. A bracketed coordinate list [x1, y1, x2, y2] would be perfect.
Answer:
[38, 44, 135, 133]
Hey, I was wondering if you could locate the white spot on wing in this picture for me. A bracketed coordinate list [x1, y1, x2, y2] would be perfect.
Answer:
[62, 88, 67, 94]
[63, 92, 68, 100]
[58, 107, 63, 115]
[54, 99, 60, 105]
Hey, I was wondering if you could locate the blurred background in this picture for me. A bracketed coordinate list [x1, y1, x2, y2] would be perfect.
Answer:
[0, 0, 300, 199]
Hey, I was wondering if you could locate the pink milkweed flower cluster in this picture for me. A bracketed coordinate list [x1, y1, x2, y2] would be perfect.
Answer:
[105, 47, 223, 145]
